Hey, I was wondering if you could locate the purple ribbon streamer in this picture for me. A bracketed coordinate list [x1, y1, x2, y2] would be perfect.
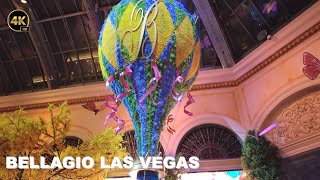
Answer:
[102, 95, 125, 134]
[184, 88, 195, 116]
[139, 61, 162, 105]
[103, 95, 119, 124]
[171, 71, 184, 102]
[116, 66, 132, 102]
[258, 122, 279, 136]
[104, 67, 132, 135]
[166, 114, 175, 134]
[114, 117, 125, 135]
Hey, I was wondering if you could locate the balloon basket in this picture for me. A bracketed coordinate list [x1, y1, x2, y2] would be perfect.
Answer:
[129, 157, 164, 180]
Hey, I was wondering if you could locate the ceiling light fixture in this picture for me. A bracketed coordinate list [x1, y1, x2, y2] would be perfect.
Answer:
[21, 0, 27, 3]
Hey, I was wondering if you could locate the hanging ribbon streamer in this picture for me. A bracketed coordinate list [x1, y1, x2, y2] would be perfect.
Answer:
[102, 66, 132, 134]
[258, 122, 279, 136]
[184, 87, 195, 116]
[139, 61, 162, 105]
[102, 95, 119, 125]
[166, 114, 175, 134]
[171, 71, 184, 102]
[116, 66, 132, 101]
[107, 74, 114, 88]
[114, 118, 125, 135]
[101, 95, 125, 134]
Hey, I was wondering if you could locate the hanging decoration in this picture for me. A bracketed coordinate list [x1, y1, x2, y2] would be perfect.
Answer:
[81, 101, 104, 115]
[262, 0, 278, 14]
[235, 122, 279, 140]
[166, 114, 175, 134]
[98, 0, 200, 157]
[303, 52, 320, 80]
[81, 97, 125, 134]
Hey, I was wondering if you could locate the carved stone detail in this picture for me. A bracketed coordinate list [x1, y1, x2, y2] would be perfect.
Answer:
[266, 92, 320, 146]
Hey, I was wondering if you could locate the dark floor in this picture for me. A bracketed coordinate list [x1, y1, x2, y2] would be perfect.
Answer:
[281, 147, 320, 180]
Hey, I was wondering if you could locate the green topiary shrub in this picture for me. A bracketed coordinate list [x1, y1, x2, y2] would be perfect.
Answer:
[241, 130, 281, 180]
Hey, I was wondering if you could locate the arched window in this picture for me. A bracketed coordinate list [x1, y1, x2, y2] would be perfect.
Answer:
[123, 130, 164, 157]
[64, 136, 83, 147]
[176, 124, 242, 160]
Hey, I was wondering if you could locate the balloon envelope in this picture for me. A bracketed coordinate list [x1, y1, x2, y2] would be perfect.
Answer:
[98, 0, 200, 156]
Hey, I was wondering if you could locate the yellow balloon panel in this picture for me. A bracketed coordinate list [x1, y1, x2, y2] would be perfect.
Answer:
[117, 3, 143, 62]
[101, 18, 118, 70]
[147, 2, 174, 59]
[98, 45, 109, 79]
[175, 16, 195, 67]
[186, 41, 200, 81]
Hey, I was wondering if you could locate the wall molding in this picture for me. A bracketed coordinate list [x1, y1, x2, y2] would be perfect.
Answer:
[0, 22, 319, 113]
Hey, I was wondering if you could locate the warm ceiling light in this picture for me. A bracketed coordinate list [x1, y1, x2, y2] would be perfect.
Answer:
[21, 0, 27, 3]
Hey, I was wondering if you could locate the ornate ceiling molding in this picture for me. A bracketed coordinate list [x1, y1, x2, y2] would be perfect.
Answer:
[0, 22, 319, 113]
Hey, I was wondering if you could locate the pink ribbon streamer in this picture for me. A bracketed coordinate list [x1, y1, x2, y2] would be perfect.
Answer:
[166, 115, 176, 134]
[107, 74, 114, 84]
[184, 88, 195, 116]
[171, 71, 184, 102]
[258, 122, 279, 136]
[104, 66, 132, 135]
[101, 95, 125, 134]
[103, 95, 119, 125]
[116, 66, 132, 102]
[139, 61, 162, 105]
[114, 118, 125, 135]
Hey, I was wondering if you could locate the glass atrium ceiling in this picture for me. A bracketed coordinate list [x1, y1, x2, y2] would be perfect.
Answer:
[0, 0, 317, 95]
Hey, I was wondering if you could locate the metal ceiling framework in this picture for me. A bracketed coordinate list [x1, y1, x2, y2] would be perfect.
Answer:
[210, 0, 317, 61]
[193, 0, 234, 68]
[0, 0, 316, 95]
[0, 0, 114, 95]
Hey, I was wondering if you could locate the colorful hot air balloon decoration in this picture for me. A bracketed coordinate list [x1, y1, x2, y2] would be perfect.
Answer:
[98, 0, 200, 159]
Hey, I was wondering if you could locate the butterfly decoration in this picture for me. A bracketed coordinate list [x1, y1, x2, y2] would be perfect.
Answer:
[303, 52, 320, 80]
[166, 114, 176, 134]
[81, 101, 106, 115]
[201, 35, 213, 49]
[262, 0, 277, 14]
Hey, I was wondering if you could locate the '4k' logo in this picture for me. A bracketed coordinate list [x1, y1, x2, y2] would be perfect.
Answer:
[7, 10, 30, 32]
[11, 16, 26, 25]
